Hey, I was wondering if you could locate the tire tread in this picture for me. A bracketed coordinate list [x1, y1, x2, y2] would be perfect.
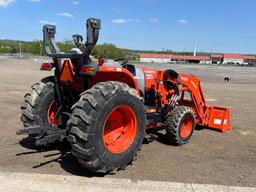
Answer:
[165, 106, 195, 145]
[68, 81, 145, 173]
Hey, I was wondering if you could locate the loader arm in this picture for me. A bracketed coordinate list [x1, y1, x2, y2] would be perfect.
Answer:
[178, 73, 207, 123]
[178, 73, 230, 132]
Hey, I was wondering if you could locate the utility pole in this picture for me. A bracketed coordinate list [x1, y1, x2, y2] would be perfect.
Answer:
[40, 44, 42, 56]
[19, 42, 22, 57]
[193, 46, 197, 56]
[183, 48, 186, 63]
[162, 48, 164, 64]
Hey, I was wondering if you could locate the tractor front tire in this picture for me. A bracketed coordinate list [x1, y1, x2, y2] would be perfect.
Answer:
[165, 106, 195, 145]
[68, 81, 146, 173]
[21, 76, 59, 138]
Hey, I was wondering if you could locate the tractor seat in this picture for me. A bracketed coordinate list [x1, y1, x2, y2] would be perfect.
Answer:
[70, 48, 83, 54]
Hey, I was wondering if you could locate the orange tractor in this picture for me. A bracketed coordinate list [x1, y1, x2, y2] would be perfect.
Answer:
[17, 18, 230, 173]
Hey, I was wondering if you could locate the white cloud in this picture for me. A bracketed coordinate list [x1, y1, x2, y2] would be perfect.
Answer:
[178, 19, 188, 24]
[72, 1, 79, 5]
[111, 18, 144, 24]
[27, 0, 40, 2]
[0, 0, 15, 8]
[149, 18, 159, 23]
[39, 20, 56, 25]
[57, 12, 74, 18]
[111, 18, 132, 24]
[135, 19, 143, 23]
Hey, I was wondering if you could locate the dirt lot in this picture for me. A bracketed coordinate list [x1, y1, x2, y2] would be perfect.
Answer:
[0, 58, 255, 187]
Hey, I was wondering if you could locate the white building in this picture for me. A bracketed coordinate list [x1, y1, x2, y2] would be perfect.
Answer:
[139, 53, 210, 64]
[139, 53, 255, 65]
[139, 53, 172, 63]
[223, 54, 244, 65]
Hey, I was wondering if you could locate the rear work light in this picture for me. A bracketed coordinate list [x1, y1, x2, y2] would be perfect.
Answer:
[41, 62, 53, 71]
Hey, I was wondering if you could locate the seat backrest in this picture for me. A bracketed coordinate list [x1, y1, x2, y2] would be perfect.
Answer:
[102, 60, 122, 67]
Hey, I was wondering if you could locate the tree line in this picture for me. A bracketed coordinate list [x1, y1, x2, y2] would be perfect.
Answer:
[0, 39, 195, 59]
[0, 39, 126, 59]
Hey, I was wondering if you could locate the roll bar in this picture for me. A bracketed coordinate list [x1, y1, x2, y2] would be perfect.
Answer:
[43, 18, 101, 59]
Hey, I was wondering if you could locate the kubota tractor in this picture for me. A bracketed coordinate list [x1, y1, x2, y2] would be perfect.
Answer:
[17, 18, 230, 173]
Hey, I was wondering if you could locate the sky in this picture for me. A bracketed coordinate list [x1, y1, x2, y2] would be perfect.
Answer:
[0, 0, 256, 53]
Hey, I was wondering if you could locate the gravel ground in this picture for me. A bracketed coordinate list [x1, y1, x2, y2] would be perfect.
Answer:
[0, 58, 255, 187]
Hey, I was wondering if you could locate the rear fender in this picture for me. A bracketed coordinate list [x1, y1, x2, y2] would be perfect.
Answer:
[88, 66, 140, 95]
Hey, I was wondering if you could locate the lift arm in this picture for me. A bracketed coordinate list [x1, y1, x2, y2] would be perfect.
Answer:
[43, 18, 101, 59]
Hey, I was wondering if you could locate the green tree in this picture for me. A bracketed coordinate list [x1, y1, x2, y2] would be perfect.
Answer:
[30, 40, 43, 54]
[57, 40, 74, 53]
[92, 43, 124, 59]
[0, 46, 11, 53]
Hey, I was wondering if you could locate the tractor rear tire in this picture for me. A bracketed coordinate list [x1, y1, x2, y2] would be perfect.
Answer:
[165, 106, 195, 145]
[21, 76, 59, 138]
[67, 81, 146, 173]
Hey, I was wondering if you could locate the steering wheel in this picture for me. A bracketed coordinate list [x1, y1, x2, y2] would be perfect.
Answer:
[114, 57, 128, 66]
[72, 34, 83, 48]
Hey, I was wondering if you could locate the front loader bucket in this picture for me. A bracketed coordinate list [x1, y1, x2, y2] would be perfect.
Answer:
[206, 106, 230, 132]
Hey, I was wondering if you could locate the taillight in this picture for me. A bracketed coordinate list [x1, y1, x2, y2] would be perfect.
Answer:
[80, 66, 94, 74]
[41, 63, 53, 71]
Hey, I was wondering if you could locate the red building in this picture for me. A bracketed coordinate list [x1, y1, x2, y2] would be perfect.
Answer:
[139, 53, 210, 64]
[139, 52, 255, 65]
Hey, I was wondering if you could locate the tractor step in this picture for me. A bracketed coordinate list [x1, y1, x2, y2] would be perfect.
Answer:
[146, 112, 161, 124]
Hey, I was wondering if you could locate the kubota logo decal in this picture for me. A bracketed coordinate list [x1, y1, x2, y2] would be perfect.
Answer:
[144, 70, 157, 74]
[179, 75, 188, 82]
